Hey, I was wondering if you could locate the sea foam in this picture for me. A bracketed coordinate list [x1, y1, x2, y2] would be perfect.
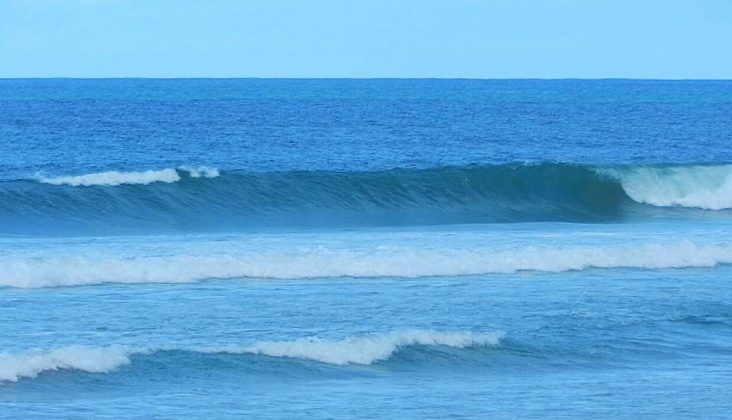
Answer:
[225, 330, 503, 365]
[2, 240, 731, 288]
[0, 345, 132, 383]
[37, 166, 219, 187]
[604, 164, 732, 210]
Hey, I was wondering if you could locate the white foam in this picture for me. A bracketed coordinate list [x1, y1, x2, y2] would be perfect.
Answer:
[36, 166, 219, 187]
[225, 330, 504, 365]
[602, 165, 732, 210]
[38, 168, 181, 186]
[2, 240, 732, 288]
[0, 346, 132, 383]
[178, 165, 220, 178]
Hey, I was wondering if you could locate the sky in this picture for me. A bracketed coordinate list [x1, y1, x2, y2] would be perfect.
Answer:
[0, 0, 731, 79]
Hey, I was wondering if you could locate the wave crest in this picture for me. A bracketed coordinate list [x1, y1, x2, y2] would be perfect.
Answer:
[36, 166, 219, 187]
[0, 330, 501, 383]
[231, 330, 503, 365]
[0, 345, 131, 383]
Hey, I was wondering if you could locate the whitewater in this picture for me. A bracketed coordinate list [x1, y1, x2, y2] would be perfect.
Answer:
[36, 166, 220, 186]
[2, 232, 732, 288]
[601, 164, 732, 210]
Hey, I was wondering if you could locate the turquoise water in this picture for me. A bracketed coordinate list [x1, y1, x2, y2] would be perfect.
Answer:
[1, 79, 731, 418]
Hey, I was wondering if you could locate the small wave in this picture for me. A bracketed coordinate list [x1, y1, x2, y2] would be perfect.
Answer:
[2, 241, 731, 288]
[603, 164, 732, 210]
[0, 330, 501, 383]
[36, 166, 219, 187]
[0, 345, 132, 383]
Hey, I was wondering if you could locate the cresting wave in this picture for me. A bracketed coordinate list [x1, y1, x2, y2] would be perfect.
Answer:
[601, 165, 732, 210]
[0, 345, 131, 383]
[2, 163, 731, 234]
[2, 240, 731, 288]
[234, 330, 503, 365]
[0, 330, 502, 383]
[36, 166, 220, 186]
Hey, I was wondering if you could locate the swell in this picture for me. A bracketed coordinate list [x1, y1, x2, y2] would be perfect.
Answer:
[0, 330, 503, 383]
[1, 163, 730, 234]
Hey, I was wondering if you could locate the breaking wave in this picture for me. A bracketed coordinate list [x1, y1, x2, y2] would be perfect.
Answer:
[603, 165, 732, 210]
[219, 330, 503, 365]
[0, 345, 132, 383]
[2, 163, 731, 234]
[0, 330, 502, 383]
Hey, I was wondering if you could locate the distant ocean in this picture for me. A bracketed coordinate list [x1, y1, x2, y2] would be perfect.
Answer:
[1, 79, 731, 418]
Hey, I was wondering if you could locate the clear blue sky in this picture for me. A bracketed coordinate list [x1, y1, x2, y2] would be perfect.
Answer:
[1, 0, 731, 78]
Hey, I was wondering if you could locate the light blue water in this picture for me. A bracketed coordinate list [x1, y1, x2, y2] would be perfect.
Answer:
[1, 79, 731, 418]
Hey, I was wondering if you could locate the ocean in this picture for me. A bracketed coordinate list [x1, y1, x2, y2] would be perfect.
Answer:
[1, 79, 731, 418]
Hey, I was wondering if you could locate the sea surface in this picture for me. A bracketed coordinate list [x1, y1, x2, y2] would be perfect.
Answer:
[1, 79, 732, 418]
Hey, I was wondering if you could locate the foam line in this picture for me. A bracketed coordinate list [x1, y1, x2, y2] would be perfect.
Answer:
[2, 240, 731, 288]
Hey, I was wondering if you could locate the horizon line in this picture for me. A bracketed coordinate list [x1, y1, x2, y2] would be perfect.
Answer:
[1, 76, 731, 81]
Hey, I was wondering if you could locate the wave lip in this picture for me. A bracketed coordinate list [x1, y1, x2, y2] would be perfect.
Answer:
[36, 166, 219, 187]
[0, 330, 501, 383]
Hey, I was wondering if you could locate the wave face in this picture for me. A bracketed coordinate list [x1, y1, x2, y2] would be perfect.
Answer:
[1, 163, 731, 234]
[3, 240, 731, 288]
[0, 330, 501, 383]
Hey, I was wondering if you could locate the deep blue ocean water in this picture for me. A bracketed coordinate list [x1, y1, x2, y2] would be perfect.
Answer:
[1, 79, 731, 418]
